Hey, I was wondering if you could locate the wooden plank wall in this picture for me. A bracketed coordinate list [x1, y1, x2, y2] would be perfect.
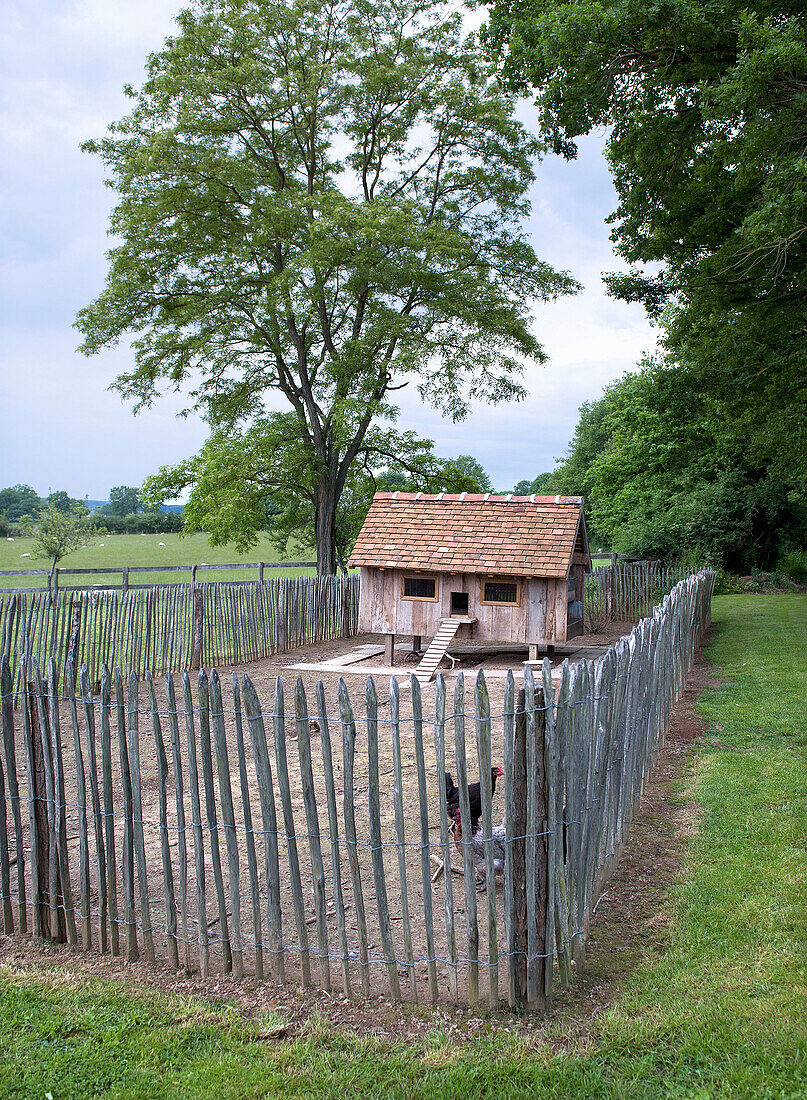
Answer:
[0, 571, 715, 1012]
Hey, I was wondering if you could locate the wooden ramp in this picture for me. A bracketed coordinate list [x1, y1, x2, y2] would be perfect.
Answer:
[415, 619, 461, 684]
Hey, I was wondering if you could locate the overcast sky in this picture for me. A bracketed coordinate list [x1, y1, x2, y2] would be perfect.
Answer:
[0, 0, 657, 500]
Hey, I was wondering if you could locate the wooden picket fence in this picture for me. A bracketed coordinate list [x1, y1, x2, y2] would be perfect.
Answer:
[586, 559, 694, 624]
[0, 574, 359, 695]
[0, 570, 714, 1011]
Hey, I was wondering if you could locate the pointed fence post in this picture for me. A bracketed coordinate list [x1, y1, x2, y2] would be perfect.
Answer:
[146, 672, 179, 970]
[182, 670, 208, 977]
[242, 674, 284, 982]
[127, 671, 155, 963]
[294, 677, 330, 991]
[273, 676, 311, 988]
[99, 667, 119, 955]
[232, 674, 262, 981]
[210, 670, 243, 978]
[1, 655, 25, 933]
[165, 673, 190, 973]
[197, 670, 231, 973]
[366, 677, 400, 1002]
[338, 678, 370, 998]
[433, 674, 458, 1002]
[390, 676, 417, 1001]
[453, 673, 479, 1007]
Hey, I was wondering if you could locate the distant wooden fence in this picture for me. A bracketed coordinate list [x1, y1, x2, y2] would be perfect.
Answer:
[586, 559, 694, 624]
[0, 560, 317, 593]
[0, 575, 359, 694]
[0, 571, 714, 1012]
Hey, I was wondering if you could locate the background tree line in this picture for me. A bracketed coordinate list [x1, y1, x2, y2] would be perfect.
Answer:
[512, 362, 807, 575]
[487, 0, 807, 575]
[0, 484, 183, 537]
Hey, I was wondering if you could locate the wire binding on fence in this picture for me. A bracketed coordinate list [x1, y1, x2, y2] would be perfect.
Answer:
[0, 567, 715, 1013]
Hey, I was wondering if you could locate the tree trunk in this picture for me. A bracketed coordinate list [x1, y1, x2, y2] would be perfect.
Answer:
[314, 483, 339, 575]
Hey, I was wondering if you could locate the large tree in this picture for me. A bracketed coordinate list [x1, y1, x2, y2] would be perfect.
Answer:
[143, 416, 493, 564]
[485, 0, 807, 497]
[77, 0, 577, 573]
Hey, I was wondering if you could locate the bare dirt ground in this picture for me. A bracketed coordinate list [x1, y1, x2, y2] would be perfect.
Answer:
[0, 628, 717, 1041]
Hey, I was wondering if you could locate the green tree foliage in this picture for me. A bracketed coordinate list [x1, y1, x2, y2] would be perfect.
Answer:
[0, 485, 42, 525]
[442, 455, 493, 492]
[27, 505, 102, 589]
[143, 416, 491, 566]
[550, 361, 807, 570]
[485, 0, 807, 500]
[47, 491, 88, 516]
[512, 471, 558, 495]
[76, 0, 578, 574]
[104, 486, 142, 517]
[88, 512, 184, 535]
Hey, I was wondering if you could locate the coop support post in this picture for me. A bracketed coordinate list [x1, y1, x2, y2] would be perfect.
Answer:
[384, 632, 395, 665]
[528, 644, 539, 663]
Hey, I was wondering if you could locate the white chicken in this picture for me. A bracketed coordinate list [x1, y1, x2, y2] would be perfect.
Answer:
[451, 810, 507, 892]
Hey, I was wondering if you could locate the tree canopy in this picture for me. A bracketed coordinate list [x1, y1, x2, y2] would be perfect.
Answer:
[143, 416, 493, 565]
[544, 361, 807, 570]
[78, 0, 578, 572]
[0, 485, 42, 525]
[104, 485, 142, 517]
[512, 471, 557, 495]
[485, 0, 807, 503]
[27, 504, 101, 589]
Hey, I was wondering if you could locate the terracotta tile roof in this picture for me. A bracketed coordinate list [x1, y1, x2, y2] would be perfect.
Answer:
[348, 493, 586, 578]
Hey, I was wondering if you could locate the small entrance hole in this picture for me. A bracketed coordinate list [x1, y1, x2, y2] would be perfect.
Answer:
[450, 591, 469, 615]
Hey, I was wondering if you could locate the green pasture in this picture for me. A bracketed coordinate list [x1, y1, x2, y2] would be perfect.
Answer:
[1, 594, 804, 1097]
[0, 532, 316, 590]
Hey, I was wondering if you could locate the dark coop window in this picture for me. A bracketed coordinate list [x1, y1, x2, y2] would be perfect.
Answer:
[482, 580, 519, 605]
[403, 576, 437, 599]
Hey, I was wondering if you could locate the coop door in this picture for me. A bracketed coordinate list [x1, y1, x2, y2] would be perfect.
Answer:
[450, 591, 469, 616]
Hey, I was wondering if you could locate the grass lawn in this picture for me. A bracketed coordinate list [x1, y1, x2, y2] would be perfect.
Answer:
[0, 532, 316, 589]
[1, 595, 805, 1097]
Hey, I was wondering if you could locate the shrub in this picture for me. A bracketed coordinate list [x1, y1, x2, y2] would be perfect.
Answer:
[87, 512, 184, 535]
[713, 570, 744, 595]
[777, 550, 807, 584]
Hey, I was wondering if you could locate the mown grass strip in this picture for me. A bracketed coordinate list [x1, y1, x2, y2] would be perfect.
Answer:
[0, 595, 805, 1098]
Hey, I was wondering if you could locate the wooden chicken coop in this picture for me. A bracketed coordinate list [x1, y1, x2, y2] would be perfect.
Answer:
[347, 492, 592, 680]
